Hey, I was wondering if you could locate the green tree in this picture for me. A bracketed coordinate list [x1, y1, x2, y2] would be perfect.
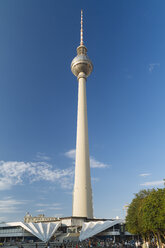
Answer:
[126, 189, 151, 237]
[126, 188, 165, 247]
[142, 188, 165, 247]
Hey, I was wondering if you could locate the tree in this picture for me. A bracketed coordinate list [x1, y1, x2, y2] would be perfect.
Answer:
[126, 188, 165, 247]
[142, 188, 165, 247]
[126, 189, 151, 237]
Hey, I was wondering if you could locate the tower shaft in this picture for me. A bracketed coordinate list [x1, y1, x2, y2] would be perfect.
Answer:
[71, 10, 93, 219]
[73, 73, 93, 218]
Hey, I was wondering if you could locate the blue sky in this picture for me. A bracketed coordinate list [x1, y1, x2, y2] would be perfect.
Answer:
[0, 0, 165, 222]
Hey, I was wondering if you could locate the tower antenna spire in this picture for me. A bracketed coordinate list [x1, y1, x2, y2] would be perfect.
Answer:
[80, 9, 84, 46]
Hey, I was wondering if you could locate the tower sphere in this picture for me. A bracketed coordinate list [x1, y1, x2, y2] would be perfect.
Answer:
[71, 45, 93, 78]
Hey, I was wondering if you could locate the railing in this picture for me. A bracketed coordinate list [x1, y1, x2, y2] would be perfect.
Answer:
[0, 228, 29, 234]
[0, 229, 22, 234]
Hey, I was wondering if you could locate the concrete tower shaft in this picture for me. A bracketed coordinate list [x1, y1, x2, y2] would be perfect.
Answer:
[71, 10, 93, 218]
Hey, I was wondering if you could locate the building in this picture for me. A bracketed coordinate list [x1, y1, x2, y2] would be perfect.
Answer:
[24, 213, 59, 223]
[0, 218, 133, 244]
[0, 11, 134, 245]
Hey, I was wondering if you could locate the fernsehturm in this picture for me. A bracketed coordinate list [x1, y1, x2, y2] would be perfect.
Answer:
[71, 10, 93, 218]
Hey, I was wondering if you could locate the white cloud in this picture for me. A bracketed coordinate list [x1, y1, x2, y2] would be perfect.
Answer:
[64, 149, 75, 160]
[48, 207, 62, 211]
[36, 152, 51, 161]
[36, 203, 60, 207]
[139, 173, 151, 177]
[0, 197, 26, 213]
[140, 180, 164, 187]
[64, 149, 110, 168]
[35, 203, 62, 213]
[53, 214, 64, 218]
[0, 160, 74, 191]
[90, 157, 109, 168]
[0, 148, 109, 192]
[0, 178, 13, 190]
[36, 209, 44, 213]
[149, 63, 160, 72]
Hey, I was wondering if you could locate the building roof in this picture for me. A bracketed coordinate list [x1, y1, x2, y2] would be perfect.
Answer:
[79, 219, 124, 241]
[0, 221, 61, 242]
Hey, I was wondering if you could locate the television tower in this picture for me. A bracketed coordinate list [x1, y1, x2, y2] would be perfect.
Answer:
[71, 10, 93, 218]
